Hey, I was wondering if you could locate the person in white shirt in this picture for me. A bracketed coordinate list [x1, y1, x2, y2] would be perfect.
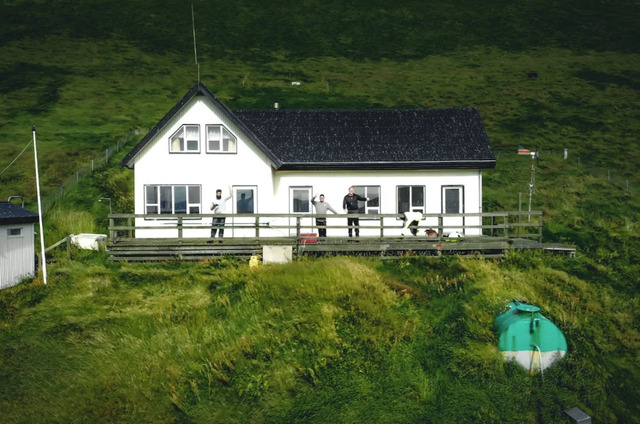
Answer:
[210, 188, 232, 237]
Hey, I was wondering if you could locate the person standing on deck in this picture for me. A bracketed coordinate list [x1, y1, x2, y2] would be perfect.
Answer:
[311, 194, 338, 237]
[211, 188, 232, 237]
[342, 186, 368, 237]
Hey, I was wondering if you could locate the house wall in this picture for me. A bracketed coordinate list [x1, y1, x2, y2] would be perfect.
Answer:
[132, 97, 484, 238]
[0, 223, 36, 290]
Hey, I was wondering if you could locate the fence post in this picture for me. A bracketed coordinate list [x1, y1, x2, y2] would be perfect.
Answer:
[255, 215, 260, 238]
[127, 216, 132, 239]
[109, 217, 115, 240]
[177, 216, 183, 239]
[504, 214, 510, 239]
[380, 216, 384, 238]
[437, 215, 443, 237]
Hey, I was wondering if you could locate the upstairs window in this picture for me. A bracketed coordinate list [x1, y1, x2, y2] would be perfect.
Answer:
[206, 125, 237, 153]
[170, 125, 200, 153]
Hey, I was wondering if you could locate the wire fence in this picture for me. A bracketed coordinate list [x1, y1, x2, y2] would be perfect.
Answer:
[41, 128, 145, 211]
[494, 148, 638, 197]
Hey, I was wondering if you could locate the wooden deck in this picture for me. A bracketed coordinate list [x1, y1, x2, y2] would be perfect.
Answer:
[105, 211, 575, 261]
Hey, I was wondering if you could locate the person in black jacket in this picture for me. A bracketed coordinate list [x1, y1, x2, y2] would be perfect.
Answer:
[342, 186, 368, 237]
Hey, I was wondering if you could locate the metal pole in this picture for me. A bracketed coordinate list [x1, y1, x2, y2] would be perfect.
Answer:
[32, 125, 48, 285]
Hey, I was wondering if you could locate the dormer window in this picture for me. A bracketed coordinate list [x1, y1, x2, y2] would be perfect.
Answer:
[206, 125, 237, 153]
[170, 125, 200, 153]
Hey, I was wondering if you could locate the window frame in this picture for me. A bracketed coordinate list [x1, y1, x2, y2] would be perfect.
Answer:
[144, 184, 202, 219]
[441, 185, 464, 214]
[169, 124, 200, 154]
[233, 186, 257, 214]
[353, 185, 381, 218]
[205, 124, 238, 154]
[7, 227, 23, 238]
[289, 186, 313, 214]
[396, 185, 426, 215]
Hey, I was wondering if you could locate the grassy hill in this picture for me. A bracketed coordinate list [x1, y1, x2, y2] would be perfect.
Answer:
[1, 0, 639, 422]
[1, 254, 638, 423]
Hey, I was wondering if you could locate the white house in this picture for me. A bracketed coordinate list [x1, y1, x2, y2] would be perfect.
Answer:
[0, 202, 39, 289]
[121, 83, 496, 238]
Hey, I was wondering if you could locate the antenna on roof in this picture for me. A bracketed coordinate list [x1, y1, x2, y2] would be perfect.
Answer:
[191, 3, 200, 84]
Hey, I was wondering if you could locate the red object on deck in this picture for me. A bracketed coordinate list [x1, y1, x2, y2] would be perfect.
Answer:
[300, 233, 318, 244]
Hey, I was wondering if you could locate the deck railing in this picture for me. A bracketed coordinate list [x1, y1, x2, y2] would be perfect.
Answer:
[107, 211, 543, 242]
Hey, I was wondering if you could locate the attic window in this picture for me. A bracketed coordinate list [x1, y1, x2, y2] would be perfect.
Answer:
[170, 125, 200, 153]
[8, 228, 22, 237]
[206, 125, 237, 153]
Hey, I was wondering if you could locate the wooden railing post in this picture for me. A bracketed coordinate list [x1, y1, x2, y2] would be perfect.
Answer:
[437, 215, 443, 237]
[504, 214, 509, 239]
[109, 216, 115, 240]
[296, 216, 301, 240]
[127, 217, 132, 239]
[380, 216, 384, 238]
[177, 216, 183, 239]
[255, 215, 260, 238]
[538, 212, 543, 242]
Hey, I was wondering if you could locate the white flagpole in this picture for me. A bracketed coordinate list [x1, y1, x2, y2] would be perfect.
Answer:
[32, 125, 47, 285]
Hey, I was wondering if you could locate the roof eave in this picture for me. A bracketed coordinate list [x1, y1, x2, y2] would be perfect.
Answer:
[276, 160, 497, 171]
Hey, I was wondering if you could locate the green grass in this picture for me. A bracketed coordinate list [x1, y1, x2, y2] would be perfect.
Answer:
[1, 254, 638, 423]
[1, 1, 640, 422]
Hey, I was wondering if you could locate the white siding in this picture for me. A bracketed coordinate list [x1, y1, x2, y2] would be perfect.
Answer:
[0, 223, 36, 289]
[131, 97, 485, 238]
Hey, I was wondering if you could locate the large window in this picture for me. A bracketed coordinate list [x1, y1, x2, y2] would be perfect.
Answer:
[234, 186, 256, 214]
[397, 185, 425, 214]
[442, 186, 464, 213]
[290, 187, 312, 213]
[170, 125, 200, 153]
[206, 125, 237, 153]
[145, 185, 201, 215]
[353, 185, 380, 215]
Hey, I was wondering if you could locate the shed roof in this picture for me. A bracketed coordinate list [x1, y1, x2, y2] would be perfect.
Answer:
[0, 202, 39, 225]
[122, 83, 495, 171]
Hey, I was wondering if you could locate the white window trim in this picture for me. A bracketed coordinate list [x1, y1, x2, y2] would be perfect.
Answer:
[289, 186, 313, 214]
[397, 185, 426, 214]
[206, 124, 238, 154]
[144, 184, 202, 219]
[353, 185, 381, 218]
[7, 227, 23, 238]
[169, 124, 200, 153]
[441, 185, 464, 214]
[233, 186, 257, 214]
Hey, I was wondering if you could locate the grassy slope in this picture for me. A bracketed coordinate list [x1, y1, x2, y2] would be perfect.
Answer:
[1, 0, 639, 422]
[0, 254, 638, 423]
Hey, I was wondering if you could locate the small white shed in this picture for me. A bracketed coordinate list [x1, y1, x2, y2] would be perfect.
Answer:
[0, 202, 39, 290]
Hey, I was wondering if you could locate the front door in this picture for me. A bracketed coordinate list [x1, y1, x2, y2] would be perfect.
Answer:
[442, 186, 464, 235]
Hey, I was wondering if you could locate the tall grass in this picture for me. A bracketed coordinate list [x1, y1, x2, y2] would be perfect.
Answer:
[1, 254, 638, 423]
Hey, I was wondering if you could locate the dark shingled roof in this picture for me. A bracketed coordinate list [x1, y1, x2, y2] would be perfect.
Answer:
[234, 108, 495, 170]
[122, 83, 496, 171]
[0, 202, 39, 225]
